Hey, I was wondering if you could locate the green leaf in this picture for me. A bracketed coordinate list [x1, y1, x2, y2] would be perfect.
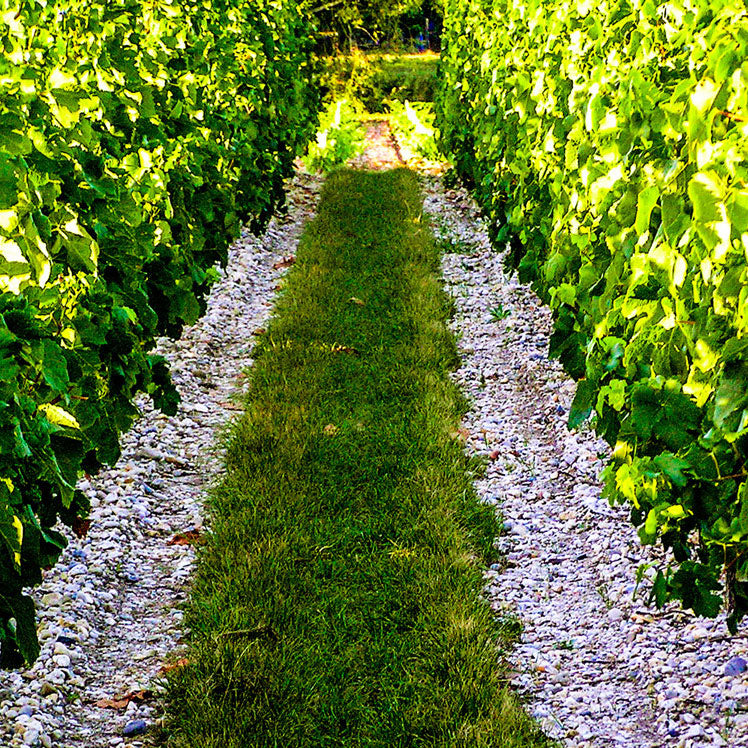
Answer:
[714, 361, 748, 431]
[10, 594, 40, 665]
[723, 338, 748, 363]
[0, 356, 20, 382]
[58, 219, 99, 274]
[718, 267, 744, 298]
[714, 47, 737, 82]
[650, 570, 668, 607]
[738, 482, 748, 535]
[635, 185, 659, 235]
[0, 502, 22, 572]
[727, 189, 748, 233]
[42, 340, 69, 392]
[661, 193, 689, 246]
[0, 155, 18, 210]
[630, 385, 660, 440]
[688, 172, 725, 224]
[644, 508, 658, 536]
[569, 379, 596, 429]
[13, 423, 31, 459]
[653, 453, 690, 488]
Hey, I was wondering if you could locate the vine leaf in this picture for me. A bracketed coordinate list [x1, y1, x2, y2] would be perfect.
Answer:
[714, 362, 748, 431]
[569, 380, 595, 429]
[653, 453, 691, 488]
[10, 595, 40, 665]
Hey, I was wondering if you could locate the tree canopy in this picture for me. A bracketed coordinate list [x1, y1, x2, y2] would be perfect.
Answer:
[308, 0, 442, 48]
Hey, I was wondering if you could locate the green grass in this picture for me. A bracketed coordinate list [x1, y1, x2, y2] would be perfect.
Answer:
[376, 52, 439, 103]
[163, 169, 553, 747]
[318, 51, 439, 112]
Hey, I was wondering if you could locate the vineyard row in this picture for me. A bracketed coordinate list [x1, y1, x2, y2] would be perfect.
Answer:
[0, 0, 318, 665]
[438, 0, 748, 626]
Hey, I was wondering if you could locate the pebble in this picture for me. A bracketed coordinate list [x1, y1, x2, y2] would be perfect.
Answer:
[724, 656, 747, 677]
[122, 720, 147, 737]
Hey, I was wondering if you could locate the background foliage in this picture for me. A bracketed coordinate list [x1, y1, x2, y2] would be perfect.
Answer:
[304, 50, 439, 173]
[0, 0, 317, 665]
[302, 98, 365, 173]
[308, 0, 441, 49]
[438, 0, 748, 627]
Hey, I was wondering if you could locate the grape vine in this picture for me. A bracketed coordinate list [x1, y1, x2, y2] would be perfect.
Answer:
[438, 0, 748, 627]
[0, 0, 318, 665]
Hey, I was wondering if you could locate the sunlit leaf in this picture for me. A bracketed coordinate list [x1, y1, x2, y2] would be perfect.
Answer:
[38, 404, 80, 430]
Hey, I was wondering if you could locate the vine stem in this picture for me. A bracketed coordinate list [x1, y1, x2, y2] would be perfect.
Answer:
[714, 471, 748, 483]
[718, 109, 747, 123]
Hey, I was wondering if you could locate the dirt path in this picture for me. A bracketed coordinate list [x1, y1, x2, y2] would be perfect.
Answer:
[350, 119, 405, 170]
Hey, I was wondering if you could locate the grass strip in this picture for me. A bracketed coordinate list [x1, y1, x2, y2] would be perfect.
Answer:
[164, 168, 551, 747]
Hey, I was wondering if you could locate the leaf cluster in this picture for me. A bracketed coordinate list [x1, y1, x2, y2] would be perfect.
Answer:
[0, 0, 318, 666]
[438, 0, 748, 627]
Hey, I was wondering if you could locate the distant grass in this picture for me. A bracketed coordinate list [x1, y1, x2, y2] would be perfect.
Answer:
[318, 51, 438, 112]
[163, 169, 552, 747]
[377, 52, 439, 103]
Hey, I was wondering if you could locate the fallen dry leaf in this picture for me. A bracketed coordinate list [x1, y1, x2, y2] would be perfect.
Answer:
[450, 428, 470, 442]
[159, 658, 190, 675]
[489, 450, 501, 461]
[349, 297, 365, 306]
[167, 529, 201, 546]
[95, 689, 153, 710]
[219, 401, 245, 411]
[252, 328, 266, 336]
[272, 256, 296, 270]
[164, 455, 189, 467]
[72, 518, 91, 539]
[323, 424, 339, 436]
[95, 698, 129, 710]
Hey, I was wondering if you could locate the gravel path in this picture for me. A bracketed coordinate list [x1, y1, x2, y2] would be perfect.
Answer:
[422, 176, 748, 748]
[349, 119, 405, 170]
[0, 172, 322, 748]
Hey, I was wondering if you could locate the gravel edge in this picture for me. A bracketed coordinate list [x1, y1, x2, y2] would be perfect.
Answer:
[422, 174, 748, 748]
[0, 171, 323, 748]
